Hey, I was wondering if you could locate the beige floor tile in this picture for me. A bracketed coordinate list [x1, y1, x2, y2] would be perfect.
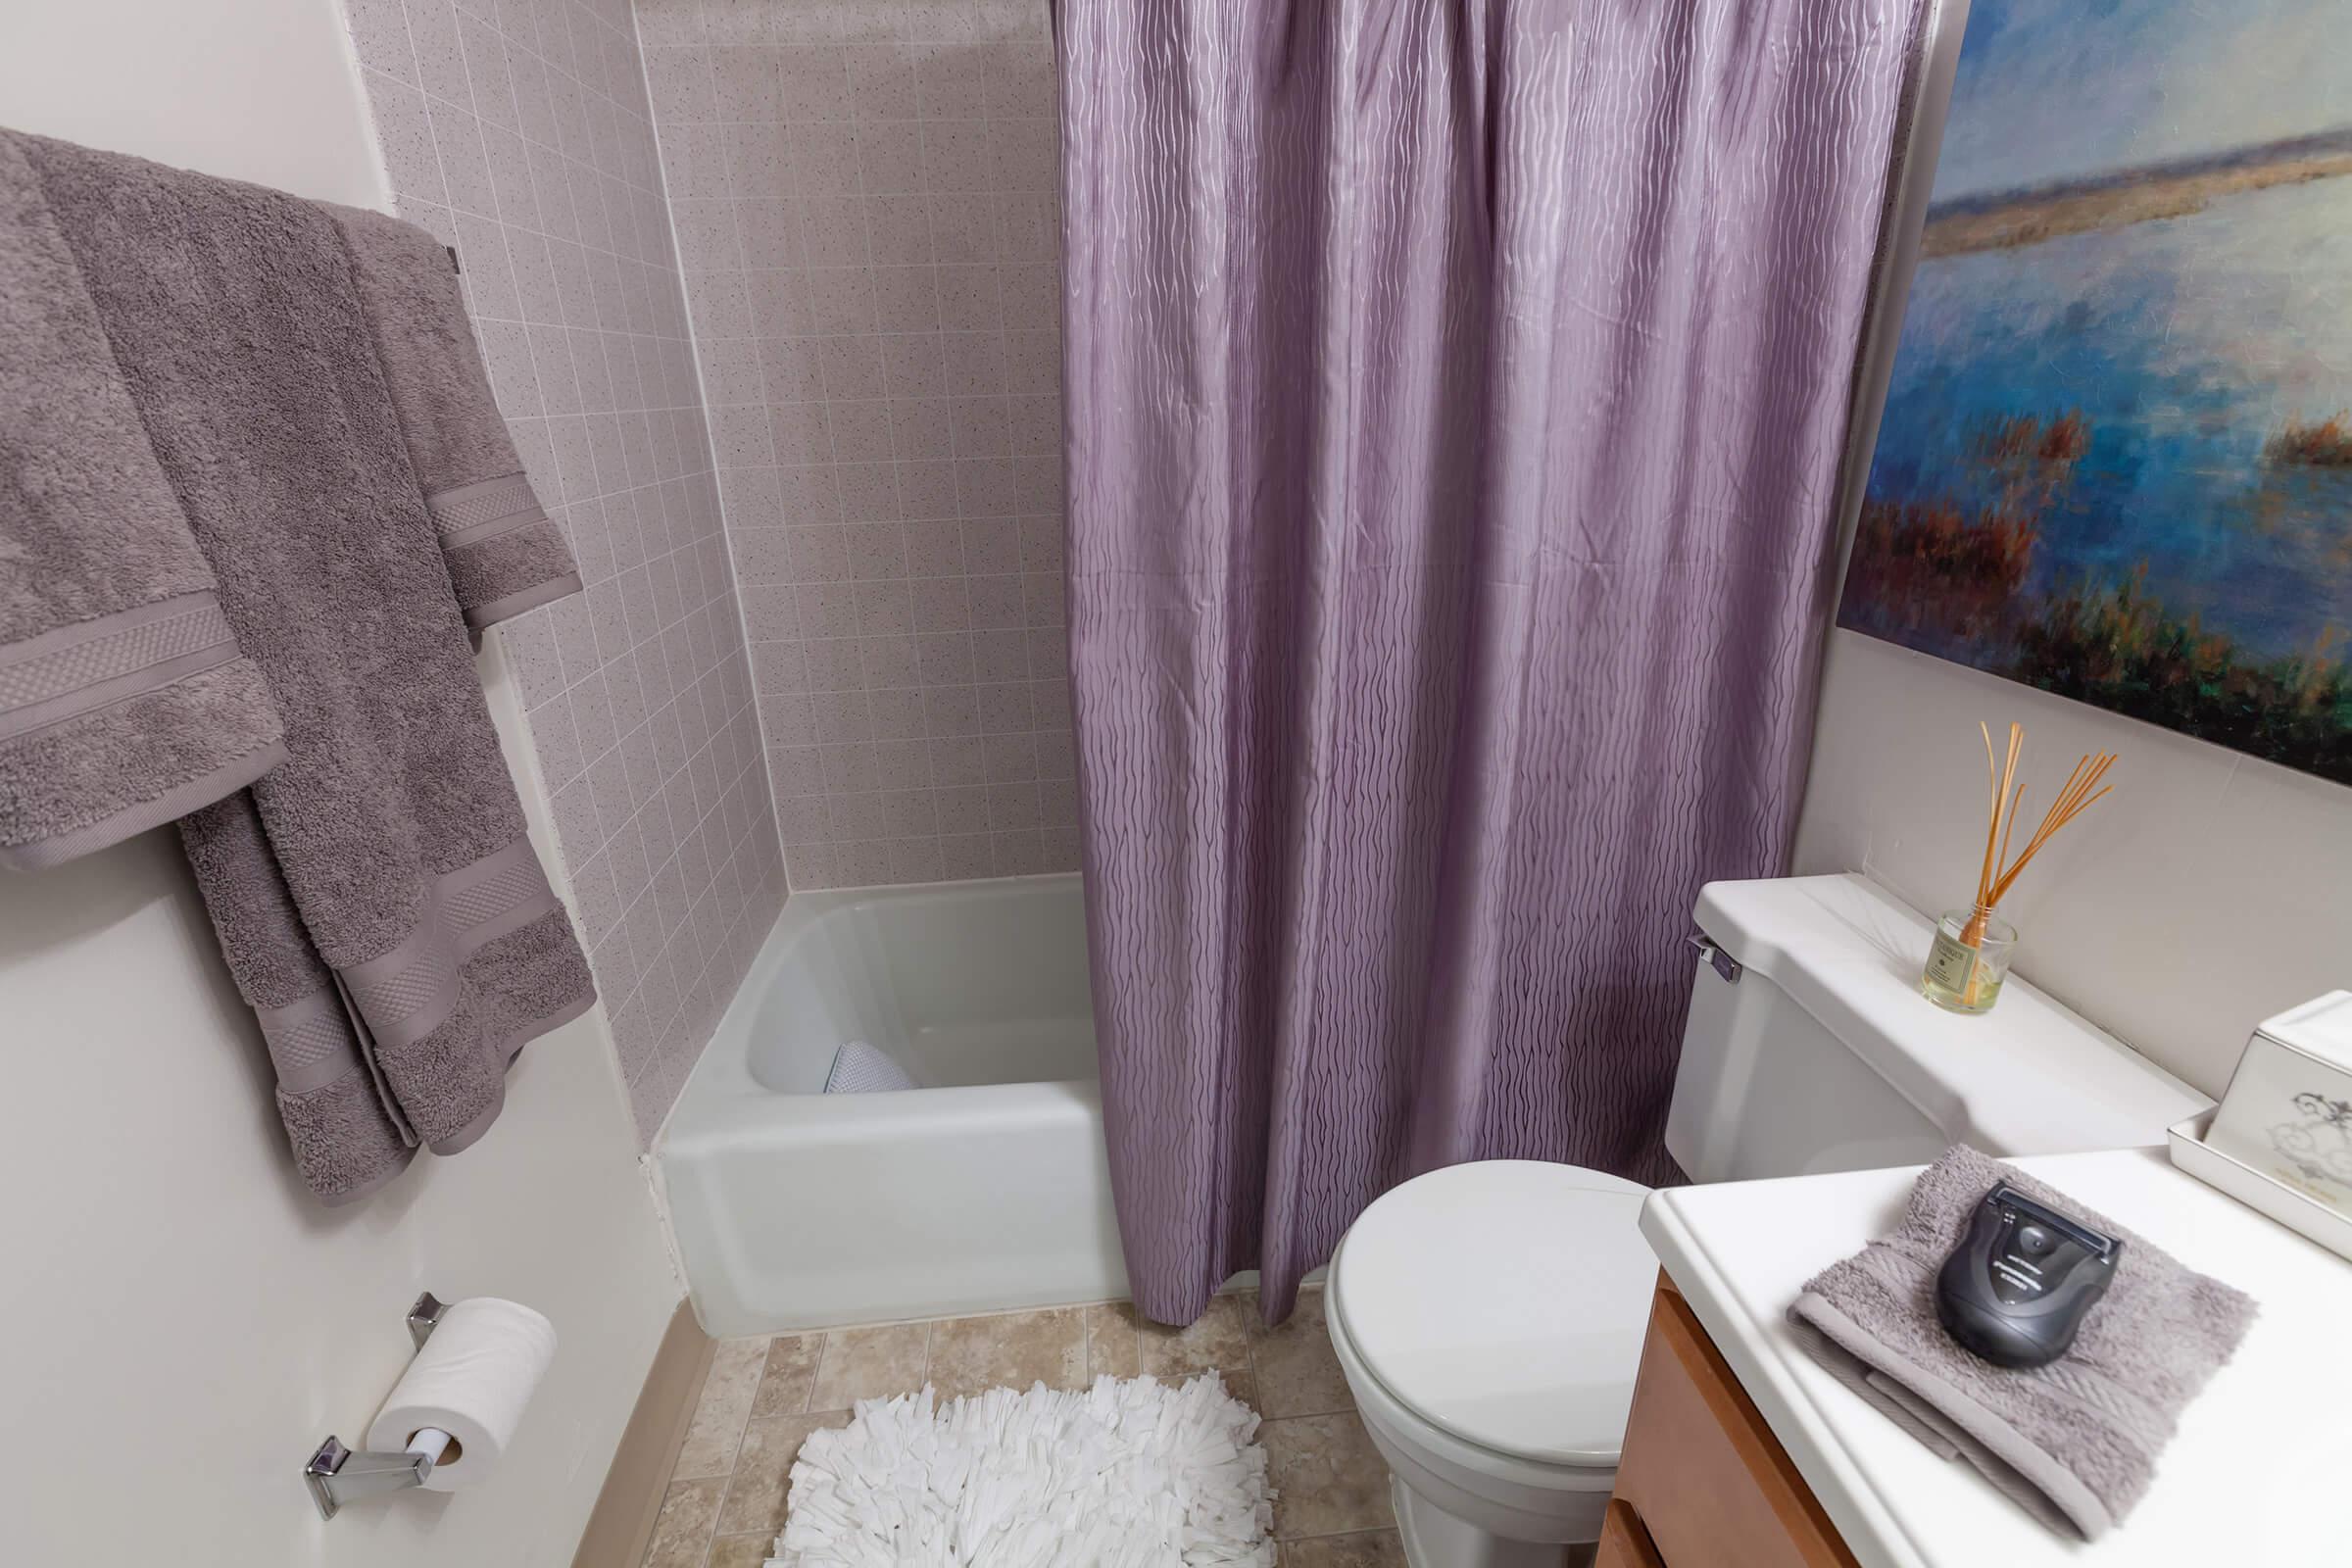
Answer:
[1281, 1530, 1407, 1567]
[1260, 1412, 1395, 1541]
[1248, 1288, 1355, 1418]
[1217, 1367, 1258, 1412]
[1083, 1299, 1143, 1379]
[672, 1338, 770, 1480]
[640, 1476, 724, 1568]
[750, 1333, 824, 1420]
[1139, 1293, 1251, 1377]
[808, 1322, 931, 1409]
[708, 1532, 778, 1568]
[927, 1305, 1090, 1399]
[715, 1409, 853, 1536]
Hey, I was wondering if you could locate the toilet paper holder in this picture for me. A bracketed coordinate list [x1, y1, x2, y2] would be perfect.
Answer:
[302, 1292, 451, 1521]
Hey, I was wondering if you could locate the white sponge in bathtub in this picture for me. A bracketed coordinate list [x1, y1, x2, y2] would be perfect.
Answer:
[823, 1041, 920, 1094]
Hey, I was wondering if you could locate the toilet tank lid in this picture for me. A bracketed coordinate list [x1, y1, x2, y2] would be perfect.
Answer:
[1694, 874, 2210, 1157]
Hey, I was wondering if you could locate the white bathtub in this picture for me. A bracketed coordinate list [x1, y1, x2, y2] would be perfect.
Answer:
[655, 874, 1128, 1336]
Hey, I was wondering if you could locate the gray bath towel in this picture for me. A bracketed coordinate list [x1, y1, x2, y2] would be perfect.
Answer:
[12, 130, 594, 1201]
[0, 135, 286, 870]
[325, 205, 581, 631]
[1789, 1146, 2256, 1541]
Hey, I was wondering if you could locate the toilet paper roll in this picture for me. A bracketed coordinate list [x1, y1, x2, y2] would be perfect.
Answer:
[367, 1297, 557, 1493]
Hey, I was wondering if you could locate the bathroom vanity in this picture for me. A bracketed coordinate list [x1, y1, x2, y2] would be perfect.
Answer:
[1597, 1278, 1852, 1568]
[1323, 875, 2215, 1565]
[1605, 1148, 2352, 1566]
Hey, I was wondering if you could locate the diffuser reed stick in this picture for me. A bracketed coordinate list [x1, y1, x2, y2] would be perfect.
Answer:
[1922, 722, 2117, 1012]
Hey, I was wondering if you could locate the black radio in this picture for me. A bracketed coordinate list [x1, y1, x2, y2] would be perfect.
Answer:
[1935, 1185, 2121, 1369]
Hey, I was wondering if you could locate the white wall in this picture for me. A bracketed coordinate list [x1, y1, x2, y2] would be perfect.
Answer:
[0, 3, 680, 1564]
[1794, 630, 2352, 1096]
[1, 0, 386, 206]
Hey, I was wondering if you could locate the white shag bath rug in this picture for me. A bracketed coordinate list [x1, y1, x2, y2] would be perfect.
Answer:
[769, 1372, 1275, 1567]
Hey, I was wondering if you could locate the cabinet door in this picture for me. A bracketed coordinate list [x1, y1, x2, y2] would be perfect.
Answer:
[1594, 1499, 1667, 1568]
[1610, 1280, 1858, 1568]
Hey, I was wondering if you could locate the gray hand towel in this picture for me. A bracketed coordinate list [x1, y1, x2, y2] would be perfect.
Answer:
[12, 129, 595, 1201]
[0, 134, 286, 870]
[175, 795, 415, 1200]
[324, 205, 582, 631]
[1788, 1146, 2256, 1541]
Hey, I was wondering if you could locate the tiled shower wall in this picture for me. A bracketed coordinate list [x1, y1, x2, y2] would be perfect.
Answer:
[635, 0, 1079, 889]
[340, 0, 787, 1142]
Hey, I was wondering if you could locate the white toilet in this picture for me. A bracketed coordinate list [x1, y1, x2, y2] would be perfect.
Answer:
[1324, 875, 2209, 1568]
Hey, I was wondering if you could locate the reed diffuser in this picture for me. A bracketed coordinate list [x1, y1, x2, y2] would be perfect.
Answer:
[1921, 722, 2116, 1014]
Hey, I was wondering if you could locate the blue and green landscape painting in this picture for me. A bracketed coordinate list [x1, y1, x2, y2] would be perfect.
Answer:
[1840, 0, 2352, 783]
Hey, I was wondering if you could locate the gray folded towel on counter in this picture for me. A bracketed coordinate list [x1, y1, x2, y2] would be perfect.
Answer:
[0, 135, 286, 870]
[11, 129, 594, 1202]
[1789, 1146, 2256, 1541]
[325, 204, 581, 631]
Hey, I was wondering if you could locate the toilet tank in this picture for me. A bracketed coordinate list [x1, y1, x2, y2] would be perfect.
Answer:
[1664, 875, 2210, 1184]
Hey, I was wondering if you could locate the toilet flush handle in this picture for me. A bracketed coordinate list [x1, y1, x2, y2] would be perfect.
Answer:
[1687, 933, 1742, 985]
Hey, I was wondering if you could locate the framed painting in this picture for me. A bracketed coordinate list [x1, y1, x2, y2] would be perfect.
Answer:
[1839, 0, 2352, 784]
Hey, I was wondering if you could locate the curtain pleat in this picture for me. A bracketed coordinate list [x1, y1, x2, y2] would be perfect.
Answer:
[1063, 0, 1923, 1325]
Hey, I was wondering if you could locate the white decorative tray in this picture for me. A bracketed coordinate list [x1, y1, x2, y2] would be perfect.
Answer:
[2169, 1111, 2352, 1265]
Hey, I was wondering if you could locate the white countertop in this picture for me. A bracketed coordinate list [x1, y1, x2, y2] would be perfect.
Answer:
[1641, 1149, 2352, 1567]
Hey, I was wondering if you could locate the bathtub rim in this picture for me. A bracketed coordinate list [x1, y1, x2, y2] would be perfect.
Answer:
[654, 870, 1098, 1156]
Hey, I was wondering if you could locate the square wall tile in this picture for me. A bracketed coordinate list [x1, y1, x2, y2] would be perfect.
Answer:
[342, 0, 790, 1144]
[637, 0, 1074, 893]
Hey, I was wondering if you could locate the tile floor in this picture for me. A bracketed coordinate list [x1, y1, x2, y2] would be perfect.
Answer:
[642, 1286, 1402, 1566]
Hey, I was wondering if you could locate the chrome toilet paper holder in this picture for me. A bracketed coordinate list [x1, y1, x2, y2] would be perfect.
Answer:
[302, 1292, 450, 1521]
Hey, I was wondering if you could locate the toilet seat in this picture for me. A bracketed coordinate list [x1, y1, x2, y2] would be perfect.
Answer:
[1327, 1160, 1655, 1467]
[1328, 1284, 1620, 1489]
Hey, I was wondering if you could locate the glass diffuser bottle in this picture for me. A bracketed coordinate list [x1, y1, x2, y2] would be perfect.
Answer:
[1921, 723, 2114, 1016]
[1922, 905, 2019, 1013]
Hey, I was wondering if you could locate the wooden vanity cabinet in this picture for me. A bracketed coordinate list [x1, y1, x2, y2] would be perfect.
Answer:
[1595, 1499, 1668, 1568]
[1595, 1277, 1859, 1568]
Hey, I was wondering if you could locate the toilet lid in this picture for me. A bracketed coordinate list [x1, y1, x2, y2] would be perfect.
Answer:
[1329, 1160, 1655, 1466]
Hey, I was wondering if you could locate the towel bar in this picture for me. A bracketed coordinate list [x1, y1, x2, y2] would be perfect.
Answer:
[302, 1292, 450, 1521]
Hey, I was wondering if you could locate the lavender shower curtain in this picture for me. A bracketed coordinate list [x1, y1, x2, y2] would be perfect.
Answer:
[1061, 0, 1920, 1325]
